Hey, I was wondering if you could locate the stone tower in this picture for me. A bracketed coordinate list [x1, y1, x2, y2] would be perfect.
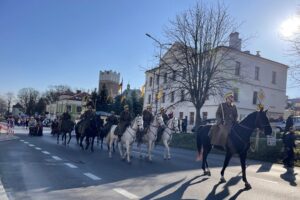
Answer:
[98, 70, 121, 98]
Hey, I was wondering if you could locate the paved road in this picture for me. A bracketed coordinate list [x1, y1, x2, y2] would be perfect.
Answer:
[0, 127, 299, 200]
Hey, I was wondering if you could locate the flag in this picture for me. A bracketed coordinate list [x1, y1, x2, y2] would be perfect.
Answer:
[118, 78, 123, 92]
[140, 84, 145, 97]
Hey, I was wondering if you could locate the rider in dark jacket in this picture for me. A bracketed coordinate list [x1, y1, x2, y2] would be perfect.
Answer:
[115, 105, 132, 139]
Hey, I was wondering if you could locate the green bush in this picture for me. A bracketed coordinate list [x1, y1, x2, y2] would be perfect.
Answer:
[168, 133, 299, 166]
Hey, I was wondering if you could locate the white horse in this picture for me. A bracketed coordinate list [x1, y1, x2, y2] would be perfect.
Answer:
[106, 115, 143, 163]
[162, 117, 179, 160]
[138, 114, 165, 161]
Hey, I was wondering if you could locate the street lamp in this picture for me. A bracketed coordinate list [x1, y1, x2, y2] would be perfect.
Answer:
[145, 33, 172, 114]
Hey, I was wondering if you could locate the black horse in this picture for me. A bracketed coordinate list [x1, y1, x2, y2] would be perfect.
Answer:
[77, 115, 102, 152]
[97, 121, 117, 152]
[58, 119, 75, 145]
[196, 109, 272, 190]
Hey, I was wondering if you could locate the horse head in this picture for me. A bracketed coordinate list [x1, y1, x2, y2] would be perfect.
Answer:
[255, 110, 272, 135]
[166, 117, 179, 133]
[156, 114, 165, 128]
[134, 115, 144, 132]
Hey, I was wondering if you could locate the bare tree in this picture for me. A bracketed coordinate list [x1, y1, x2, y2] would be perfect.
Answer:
[5, 92, 14, 113]
[0, 96, 7, 114]
[44, 85, 72, 103]
[152, 2, 242, 125]
[18, 88, 40, 115]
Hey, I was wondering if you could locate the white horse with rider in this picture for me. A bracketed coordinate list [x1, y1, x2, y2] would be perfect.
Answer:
[161, 116, 179, 160]
[106, 115, 143, 163]
[137, 114, 165, 161]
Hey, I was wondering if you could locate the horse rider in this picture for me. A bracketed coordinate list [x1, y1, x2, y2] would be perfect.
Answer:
[210, 91, 238, 149]
[284, 112, 294, 135]
[104, 111, 118, 134]
[115, 105, 132, 140]
[78, 100, 96, 134]
[160, 107, 169, 124]
[168, 111, 174, 120]
[156, 107, 169, 143]
[137, 105, 154, 143]
[51, 118, 59, 136]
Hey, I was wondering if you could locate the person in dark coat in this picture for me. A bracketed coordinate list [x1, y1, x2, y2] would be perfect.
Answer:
[282, 128, 297, 168]
[104, 111, 118, 134]
[210, 91, 238, 148]
[115, 105, 132, 139]
[182, 116, 188, 133]
[284, 114, 294, 134]
[51, 118, 59, 136]
[138, 105, 153, 142]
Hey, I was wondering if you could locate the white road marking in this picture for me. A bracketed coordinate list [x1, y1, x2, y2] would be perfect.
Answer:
[35, 147, 42, 150]
[52, 156, 62, 161]
[24, 142, 28, 144]
[20, 140, 24, 142]
[84, 173, 101, 181]
[64, 163, 78, 169]
[113, 188, 139, 200]
[0, 178, 9, 200]
[29, 144, 35, 147]
[42, 151, 50, 155]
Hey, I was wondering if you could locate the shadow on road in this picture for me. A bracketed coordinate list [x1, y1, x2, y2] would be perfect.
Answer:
[204, 175, 248, 200]
[280, 168, 298, 186]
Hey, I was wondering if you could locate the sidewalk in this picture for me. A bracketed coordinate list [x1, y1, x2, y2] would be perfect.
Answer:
[0, 133, 18, 141]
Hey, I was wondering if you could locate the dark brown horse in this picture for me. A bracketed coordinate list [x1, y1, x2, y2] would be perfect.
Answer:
[196, 110, 272, 190]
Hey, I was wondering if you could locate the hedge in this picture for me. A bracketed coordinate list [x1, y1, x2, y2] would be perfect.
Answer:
[168, 133, 300, 166]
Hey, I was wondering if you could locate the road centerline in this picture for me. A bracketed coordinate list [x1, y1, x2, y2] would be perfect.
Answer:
[64, 163, 78, 169]
[83, 173, 101, 181]
[42, 151, 50, 155]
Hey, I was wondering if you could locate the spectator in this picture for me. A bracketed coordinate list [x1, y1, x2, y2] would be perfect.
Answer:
[282, 128, 297, 168]
[182, 116, 188, 133]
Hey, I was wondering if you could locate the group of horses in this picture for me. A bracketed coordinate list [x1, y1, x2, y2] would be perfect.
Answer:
[55, 113, 180, 163]
[54, 109, 272, 190]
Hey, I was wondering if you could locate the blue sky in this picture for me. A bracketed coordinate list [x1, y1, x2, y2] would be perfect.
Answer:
[0, 0, 298, 98]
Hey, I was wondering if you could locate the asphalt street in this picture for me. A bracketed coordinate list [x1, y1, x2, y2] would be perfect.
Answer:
[0, 127, 299, 200]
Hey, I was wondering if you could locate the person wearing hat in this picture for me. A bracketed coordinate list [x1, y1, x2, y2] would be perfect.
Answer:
[138, 105, 154, 142]
[115, 105, 132, 140]
[210, 91, 238, 148]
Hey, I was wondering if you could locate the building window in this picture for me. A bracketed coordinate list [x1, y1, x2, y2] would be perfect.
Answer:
[172, 70, 176, 81]
[255, 66, 260, 80]
[233, 88, 239, 102]
[162, 92, 165, 103]
[179, 112, 183, 119]
[163, 73, 167, 83]
[235, 61, 241, 76]
[181, 90, 185, 101]
[149, 77, 153, 87]
[148, 94, 151, 104]
[76, 106, 82, 113]
[171, 91, 175, 103]
[190, 112, 195, 125]
[66, 105, 72, 112]
[272, 71, 276, 84]
[155, 93, 158, 103]
[202, 112, 208, 120]
[156, 74, 160, 85]
[253, 91, 258, 105]
[182, 68, 186, 79]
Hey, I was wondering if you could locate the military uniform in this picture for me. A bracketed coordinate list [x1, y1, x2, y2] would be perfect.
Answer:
[115, 109, 132, 137]
[210, 93, 238, 148]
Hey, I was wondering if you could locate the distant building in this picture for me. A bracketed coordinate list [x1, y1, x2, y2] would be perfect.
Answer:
[98, 70, 120, 98]
[12, 103, 25, 117]
[144, 32, 288, 131]
[46, 91, 89, 120]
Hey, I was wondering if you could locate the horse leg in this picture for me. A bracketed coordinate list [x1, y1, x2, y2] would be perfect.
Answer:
[91, 136, 95, 152]
[63, 132, 67, 146]
[80, 136, 84, 150]
[162, 139, 168, 160]
[118, 141, 124, 160]
[220, 151, 232, 183]
[240, 152, 251, 190]
[148, 140, 152, 162]
[202, 147, 211, 176]
[138, 142, 143, 159]
[126, 141, 131, 163]
[57, 133, 60, 144]
[85, 136, 90, 150]
[67, 132, 72, 145]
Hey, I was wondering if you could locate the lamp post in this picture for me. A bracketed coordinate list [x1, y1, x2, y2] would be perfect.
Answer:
[145, 33, 172, 114]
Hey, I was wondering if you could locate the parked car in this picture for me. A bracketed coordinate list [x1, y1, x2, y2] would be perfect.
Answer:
[191, 118, 217, 132]
[271, 116, 300, 132]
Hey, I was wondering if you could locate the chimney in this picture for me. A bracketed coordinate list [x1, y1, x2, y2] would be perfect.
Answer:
[256, 51, 260, 57]
[229, 32, 241, 51]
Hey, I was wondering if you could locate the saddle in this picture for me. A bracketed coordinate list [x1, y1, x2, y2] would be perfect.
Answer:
[209, 124, 230, 148]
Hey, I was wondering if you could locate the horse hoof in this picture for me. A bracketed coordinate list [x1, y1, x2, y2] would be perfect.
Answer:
[219, 177, 226, 183]
[245, 183, 252, 190]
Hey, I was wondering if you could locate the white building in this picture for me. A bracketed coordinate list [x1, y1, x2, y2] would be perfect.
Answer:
[144, 32, 288, 131]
